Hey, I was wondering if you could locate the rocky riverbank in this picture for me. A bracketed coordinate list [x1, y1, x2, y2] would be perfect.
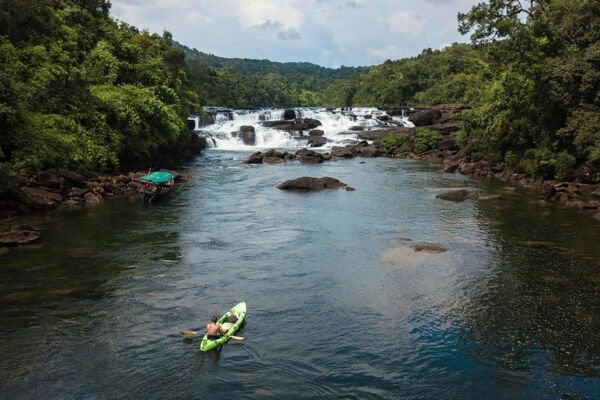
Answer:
[0, 132, 206, 246]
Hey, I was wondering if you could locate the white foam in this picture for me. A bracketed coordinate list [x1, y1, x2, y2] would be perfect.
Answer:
[195, 107, 413, 151]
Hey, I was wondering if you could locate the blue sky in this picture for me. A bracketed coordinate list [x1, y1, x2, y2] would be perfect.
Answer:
[110, 0, 481, 68]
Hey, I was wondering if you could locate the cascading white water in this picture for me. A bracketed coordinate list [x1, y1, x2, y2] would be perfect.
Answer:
[194, 107, 414, 151]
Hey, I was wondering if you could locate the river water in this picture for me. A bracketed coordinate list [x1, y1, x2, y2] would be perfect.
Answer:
[1, 151, 599, 399]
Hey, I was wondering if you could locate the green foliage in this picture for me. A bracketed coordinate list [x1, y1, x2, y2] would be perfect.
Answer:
[322, 44, 491, 107]
[457, 0, 600, 180]
[521, 148, 576, 180]
[181, 44, 364, 108]
[379, 135, 408, 149]
[0, 0, 198, 187]
[414, 129, 443, 154]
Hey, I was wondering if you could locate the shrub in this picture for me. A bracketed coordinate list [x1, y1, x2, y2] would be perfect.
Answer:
[379, 134, 407, 149]
[554, 151, 576, 181]
[414, 128, 443, 154]
[503, 151, 519, 169]
[521, 148, 576, 180]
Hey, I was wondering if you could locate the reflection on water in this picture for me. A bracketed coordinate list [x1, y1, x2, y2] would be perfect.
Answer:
[0, 151, 599, 399]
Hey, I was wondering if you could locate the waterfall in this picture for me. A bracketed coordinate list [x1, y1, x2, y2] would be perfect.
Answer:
[191, 107, 413, 150]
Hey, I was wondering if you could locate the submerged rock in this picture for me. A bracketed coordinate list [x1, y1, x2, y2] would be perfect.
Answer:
[0, 226, 40, 246]
[412, 244, 447, 253]
[277, 177, 348, 191]
[435, 189, 498, 202]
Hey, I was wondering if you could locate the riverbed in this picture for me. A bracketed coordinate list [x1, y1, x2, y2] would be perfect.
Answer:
[1, 151, 599, 399]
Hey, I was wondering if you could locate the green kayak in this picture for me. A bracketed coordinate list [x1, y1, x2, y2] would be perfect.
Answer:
[200, 301, 246, 351]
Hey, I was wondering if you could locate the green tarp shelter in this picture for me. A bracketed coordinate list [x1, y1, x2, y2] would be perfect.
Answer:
[140, 171, 175, 184]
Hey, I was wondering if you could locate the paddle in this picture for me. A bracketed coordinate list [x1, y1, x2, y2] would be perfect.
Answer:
[180, 330, 244, 340]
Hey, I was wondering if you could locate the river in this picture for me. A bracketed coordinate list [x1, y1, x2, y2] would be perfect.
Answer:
[1, 150, 599, 399]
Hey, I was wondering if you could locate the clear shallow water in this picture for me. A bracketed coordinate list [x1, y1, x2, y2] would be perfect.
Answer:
[1, 151, 599, 399]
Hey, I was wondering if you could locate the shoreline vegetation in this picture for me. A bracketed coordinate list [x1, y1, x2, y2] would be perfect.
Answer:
[1, 1, 599, 236]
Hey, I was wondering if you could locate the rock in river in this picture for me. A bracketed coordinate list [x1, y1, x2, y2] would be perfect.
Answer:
[0, 226, 40, 246]
[412, 244, 447, 253]
[18, 187, 63, 209]
[277, 177, 349, 191]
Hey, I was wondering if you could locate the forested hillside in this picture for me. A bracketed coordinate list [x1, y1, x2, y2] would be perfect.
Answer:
[0, 0, 199, 190]
[180, 44, 367, 108]
[321, 44, 491, 107]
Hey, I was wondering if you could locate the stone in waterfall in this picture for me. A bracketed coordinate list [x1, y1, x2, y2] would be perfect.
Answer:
[283, 109, 297, 120]
[309, 129, 324, 136]
[308, 136, 327, 147]
[240, 125, 256, 146]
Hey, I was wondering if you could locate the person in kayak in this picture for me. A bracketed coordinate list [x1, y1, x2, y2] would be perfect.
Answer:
[206, 316, 223, 340]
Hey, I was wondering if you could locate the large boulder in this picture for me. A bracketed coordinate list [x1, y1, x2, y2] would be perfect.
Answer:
[425, 121, 462, 135]
[58, 169, 86, 185]
[436, 189, 471, 202]
[262, 118, 321, 131]
[308, 136, 327, 147]
[437, 137, 458, 151]
[283, 109, 297, 120]
[277, 177, 348, 191]
[357, 146, 380, 157]
[241, 130, 256, 146]
[358, 127, 414, 141]
[262, 149, 286, 163]
[296, 148, 324, 164]
[246, 152, 263, 164]
[331, 147, 355, 158]
[18, 187, 63, 209]
[410, 109, 442, 126]
[35, 171, 64, 190]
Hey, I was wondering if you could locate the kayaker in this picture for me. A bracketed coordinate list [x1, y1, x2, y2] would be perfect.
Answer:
[206, 316, 222, 339]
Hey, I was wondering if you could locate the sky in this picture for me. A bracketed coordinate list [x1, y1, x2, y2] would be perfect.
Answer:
[110, 0, 481, 68]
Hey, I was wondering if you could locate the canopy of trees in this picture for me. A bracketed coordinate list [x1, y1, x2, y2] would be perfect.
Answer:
[0, 0, 197, 190]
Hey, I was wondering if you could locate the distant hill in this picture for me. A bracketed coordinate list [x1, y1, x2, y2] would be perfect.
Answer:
[176, 43, 369, 79]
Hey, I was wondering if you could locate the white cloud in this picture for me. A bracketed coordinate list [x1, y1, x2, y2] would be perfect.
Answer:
[232, 0, 304, 30]
[387, 11, 424, 36]
[109, 0, 482, 67]
[186, 11, 212, 24]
